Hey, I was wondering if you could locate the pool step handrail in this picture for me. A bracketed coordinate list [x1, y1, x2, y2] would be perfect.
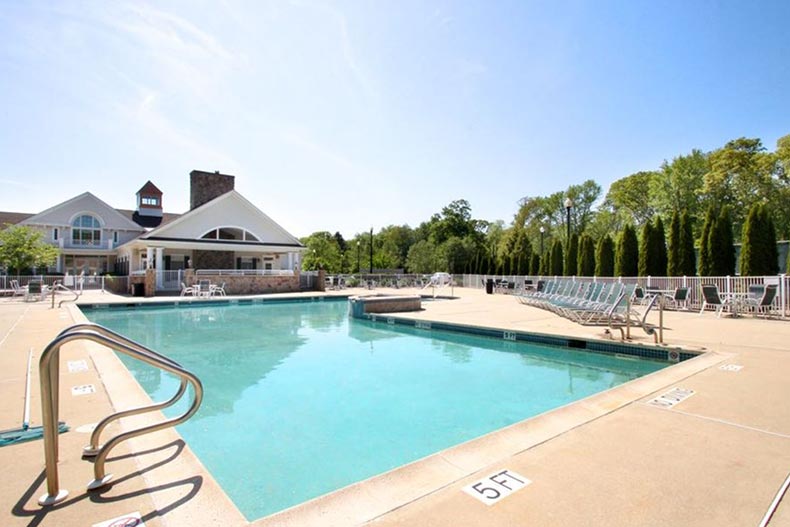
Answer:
[54, 324, 189, 458]
[49, 281, 81, 309]
[37, 323, 203, 506]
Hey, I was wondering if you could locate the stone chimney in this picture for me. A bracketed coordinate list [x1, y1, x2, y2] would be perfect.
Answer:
[190, 170, 235, 210]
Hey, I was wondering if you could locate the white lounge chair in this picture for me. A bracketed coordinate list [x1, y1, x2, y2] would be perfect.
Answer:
[180, 282, 196, 297]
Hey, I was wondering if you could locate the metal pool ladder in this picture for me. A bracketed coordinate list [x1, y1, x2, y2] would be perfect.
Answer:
[37, 323, 203, 506]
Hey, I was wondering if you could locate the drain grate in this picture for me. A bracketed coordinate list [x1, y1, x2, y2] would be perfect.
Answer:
[647, 387, 694, 409]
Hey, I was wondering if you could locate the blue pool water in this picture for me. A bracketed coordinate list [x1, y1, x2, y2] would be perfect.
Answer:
[83, 299, 666, 520]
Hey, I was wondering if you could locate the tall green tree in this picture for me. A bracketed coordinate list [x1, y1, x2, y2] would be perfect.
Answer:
[0, 224, 59, 274]
[740, 204, 778, 276]
[708, 206, 735, 276]
[698, 206, 717, 276]
[564, 233, 579, 276]
[652, 216, 668, 276]
[595, 235, 615, 277]
[615, 224, 639, 277]
[638, 221, 654, 277]
[301, 231, 344, 272]
[549, 239, 564, 276]
[667, 211, 681, 276]
[603, 171, 657, 226]
[678, 211, 697, 276]
[577, 234, 596, 277]
[650, 149, 708, 224]
[529, 252, 541, 276]
[406, 239, 439, 273]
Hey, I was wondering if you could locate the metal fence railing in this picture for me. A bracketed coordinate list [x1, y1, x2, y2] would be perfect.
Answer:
[0, 274, 130, 295]
[460, 274, 789, 318]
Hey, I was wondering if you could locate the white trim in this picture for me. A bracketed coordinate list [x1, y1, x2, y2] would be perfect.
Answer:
[21, 191, 143, 231]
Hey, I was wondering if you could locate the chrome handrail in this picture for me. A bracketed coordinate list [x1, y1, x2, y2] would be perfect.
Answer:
[38, 324, 203, 506]
[54, 324, 188, 457]
[48, 281, 81, 309]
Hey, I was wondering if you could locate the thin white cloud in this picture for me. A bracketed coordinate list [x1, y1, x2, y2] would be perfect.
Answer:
[292, 0, 378, 101]
[0, 179, 39, 191]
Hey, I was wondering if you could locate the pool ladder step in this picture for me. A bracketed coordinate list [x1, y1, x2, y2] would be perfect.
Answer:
[37, 323, 203, 506]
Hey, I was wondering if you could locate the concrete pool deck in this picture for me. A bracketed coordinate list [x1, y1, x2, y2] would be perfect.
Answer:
[0, 287, 788, 526]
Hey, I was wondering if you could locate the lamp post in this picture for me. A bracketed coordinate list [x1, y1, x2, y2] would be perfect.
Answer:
[564, 197, 573, 241]
[369, 227, 374, 273]
[539, 225, 545, 255]
[356, 241, 360, 273]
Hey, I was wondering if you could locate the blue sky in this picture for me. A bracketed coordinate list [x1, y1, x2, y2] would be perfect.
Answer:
[1, 1, 788, 238]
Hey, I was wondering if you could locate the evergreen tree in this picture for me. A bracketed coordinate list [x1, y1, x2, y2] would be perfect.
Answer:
[539, 249, 550, 275]
[550, 239, 564, 276]
[638, 221, 654, 277]
[595, 235, 615, 277]
[740, 204, 778, 276]
[667, 211, 681, 276]
[529, 252, 540, 276]
[564, 233, 579, 276]
[678, 211, 697, 276]
[577, 234, 596, 276]
[709, 206, 735, 275]
[615, 224, 639, 277]
[652, 216, 668, 276]
[698, 206, 716, 276]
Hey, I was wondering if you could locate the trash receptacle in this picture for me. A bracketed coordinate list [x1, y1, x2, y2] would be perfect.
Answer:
[485, 278, 494, 294]
[132, 283, 144, 297]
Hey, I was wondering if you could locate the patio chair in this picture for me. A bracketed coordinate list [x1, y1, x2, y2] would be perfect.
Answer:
[180, 282, 196, 297]
[667, 287, 689, 310]
[198, 279, 212, 297]
[632, 286, 646, 305]
[211, 282, 227, 296]
[743, 284, 777, 318]
[25, 280, 45, 302]
[699, 284, 733, 317]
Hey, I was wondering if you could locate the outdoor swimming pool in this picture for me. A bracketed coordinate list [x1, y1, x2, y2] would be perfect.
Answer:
[83, 299, 667, 520]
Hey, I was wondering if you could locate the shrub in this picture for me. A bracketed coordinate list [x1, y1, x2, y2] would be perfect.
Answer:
[615, 224, 638, 277]
[595, 235, 615, 277]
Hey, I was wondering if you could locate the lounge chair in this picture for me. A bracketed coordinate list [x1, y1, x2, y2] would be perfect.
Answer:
[699, 284, 733, 317]
[10, 280, 25, 298]
[632, 286, 646, 305]
[743, 284, 777, 318]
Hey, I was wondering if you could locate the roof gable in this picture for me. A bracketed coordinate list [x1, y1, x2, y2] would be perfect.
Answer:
[20, 192, 145, 231]
[142, 190, 303, 246]
[137, 180, 162, 195]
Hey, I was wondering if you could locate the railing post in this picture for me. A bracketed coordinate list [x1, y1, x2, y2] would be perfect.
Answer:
[726, 275, 732, 297]
[38, 344, 68, 505]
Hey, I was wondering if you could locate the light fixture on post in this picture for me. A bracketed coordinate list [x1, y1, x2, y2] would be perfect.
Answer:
[564, 197, 573, 242]
[356, 241, 360, 273]
[539, 225, 545, 255]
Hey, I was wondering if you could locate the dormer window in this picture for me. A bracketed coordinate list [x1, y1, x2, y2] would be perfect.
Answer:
[141, 196, 159, 206]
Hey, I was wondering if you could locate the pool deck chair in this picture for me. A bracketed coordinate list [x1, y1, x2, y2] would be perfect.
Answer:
[743, 284, 777, 318]
[180, 282, 196, 297]
[25, 281, 46, 302]
[668, 287, 689, 310]
[10, 280, 26, 298]
[699, 284, 732, 317]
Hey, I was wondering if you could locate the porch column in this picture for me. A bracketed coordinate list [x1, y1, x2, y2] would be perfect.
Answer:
[155, 248, 164, 288]
[56, 255, 63, 273]
[146, 247, 154, 269]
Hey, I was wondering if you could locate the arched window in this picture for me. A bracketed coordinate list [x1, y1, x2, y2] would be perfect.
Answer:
[201, 227, 260, 242]
[72, 215, 102, 246]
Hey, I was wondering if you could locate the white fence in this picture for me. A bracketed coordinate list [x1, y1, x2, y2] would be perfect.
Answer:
[461, 274, 790, 318]
[0, 274, 130, 295]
